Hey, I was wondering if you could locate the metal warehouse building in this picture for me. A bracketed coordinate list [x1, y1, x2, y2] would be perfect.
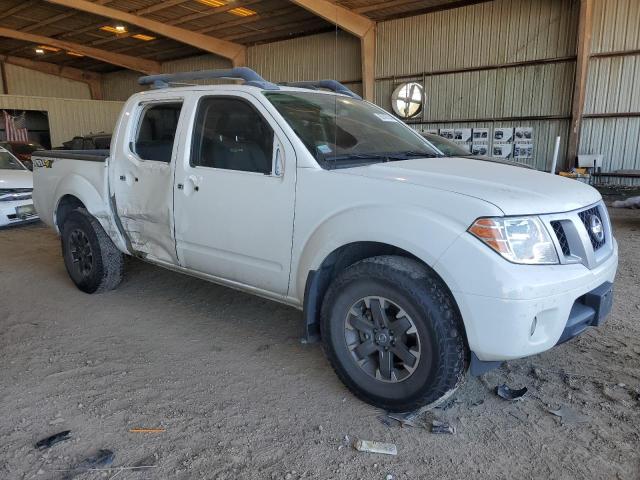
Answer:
[0, 0, 638, 179]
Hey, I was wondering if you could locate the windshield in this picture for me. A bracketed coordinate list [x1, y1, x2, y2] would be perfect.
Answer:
[264, 91, 441, 169]
[422, 133, 473, 157]
[0, 151, 26, 170]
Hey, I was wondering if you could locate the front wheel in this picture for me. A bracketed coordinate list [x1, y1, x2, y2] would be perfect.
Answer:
[61, 209, 124, 294]
[321, 256, 468, 412]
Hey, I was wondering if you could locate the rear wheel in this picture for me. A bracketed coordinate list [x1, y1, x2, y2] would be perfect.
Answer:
[321, 256, 468, 412]
[61, 209, 124, 294]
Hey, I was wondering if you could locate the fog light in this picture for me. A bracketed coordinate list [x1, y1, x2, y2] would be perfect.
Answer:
[530, 316, 538, 337]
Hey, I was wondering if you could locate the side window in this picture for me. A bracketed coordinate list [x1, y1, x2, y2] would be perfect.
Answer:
[134, 102, 183, 162]
[191, 97, 274, 174]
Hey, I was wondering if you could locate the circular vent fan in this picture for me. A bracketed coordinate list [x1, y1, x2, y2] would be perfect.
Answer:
[391, 82, 424, 119]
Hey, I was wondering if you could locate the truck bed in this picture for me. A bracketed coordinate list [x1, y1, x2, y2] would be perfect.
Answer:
[32, 149, 111, 233]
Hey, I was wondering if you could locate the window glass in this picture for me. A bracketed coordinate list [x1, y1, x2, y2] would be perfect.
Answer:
[0, 150, 26, 170]
[263, 91, 440, 170]
[191, 97, 274, 174]
[135, 102, 182, 162]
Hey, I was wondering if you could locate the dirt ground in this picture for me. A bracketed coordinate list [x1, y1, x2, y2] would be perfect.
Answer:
[1, 209, 639, 480]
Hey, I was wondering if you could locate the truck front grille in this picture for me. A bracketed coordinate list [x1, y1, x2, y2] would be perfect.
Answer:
[577, 206, 606, 251]
[544, 201, 612, 269]
[551, 221, 571, 256]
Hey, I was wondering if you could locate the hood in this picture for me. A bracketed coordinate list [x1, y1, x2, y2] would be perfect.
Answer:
[339, 157, 600, 215]
[0, 169, 33, 190]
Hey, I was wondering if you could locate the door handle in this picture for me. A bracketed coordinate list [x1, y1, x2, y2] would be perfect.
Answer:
[119, 175, 126, 181]
[177, 183, 183, 190]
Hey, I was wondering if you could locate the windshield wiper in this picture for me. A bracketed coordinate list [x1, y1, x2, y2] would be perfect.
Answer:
[385, 151, 444, 159]
[324, 153, 389, 162]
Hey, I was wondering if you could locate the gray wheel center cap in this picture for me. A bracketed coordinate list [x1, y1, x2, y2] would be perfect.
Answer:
[375, 331, 390, 345]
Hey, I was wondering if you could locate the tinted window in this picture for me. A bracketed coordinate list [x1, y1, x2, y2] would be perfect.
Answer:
[191, 97, 274, 174]
[135, 103, 182, 162]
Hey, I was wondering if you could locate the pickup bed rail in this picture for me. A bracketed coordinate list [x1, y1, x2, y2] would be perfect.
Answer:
[35, 150, 109, 162]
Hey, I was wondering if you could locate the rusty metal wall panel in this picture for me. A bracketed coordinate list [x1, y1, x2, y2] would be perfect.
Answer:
[0, 94, 123, 147]
[247, 31, 361, 83]
[591, 0, 640, 54]
[3, 64, 91, 100]
[413, 119, 570, 172]
[376, 0, 578, 78]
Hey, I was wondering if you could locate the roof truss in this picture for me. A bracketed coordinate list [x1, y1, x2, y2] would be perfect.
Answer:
[43, 0, 247, 66]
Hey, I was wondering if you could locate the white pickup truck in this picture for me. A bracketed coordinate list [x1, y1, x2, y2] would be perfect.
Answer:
[33, 68, 618, 412]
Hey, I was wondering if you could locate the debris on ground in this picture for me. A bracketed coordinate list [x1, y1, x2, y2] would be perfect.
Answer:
[129, 427, 165, 433]
[337, 435, 350, 451]
[612, 196, 640, 209]
[62, 449, 115, 480]
[384, 411, 419, 428]
[430, 420, 455, 434]
[547, 406, 586, 424]
[130, 453, 158, 470]
[353, 439, 398, 456]
[377, 415, 399, 428]
[495, 384, 528, 401]
[35, 430, 71, 450]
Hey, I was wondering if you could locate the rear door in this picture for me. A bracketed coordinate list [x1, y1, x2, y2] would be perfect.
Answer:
[173, 92, 296, 295]
[112, 99, 184, 264]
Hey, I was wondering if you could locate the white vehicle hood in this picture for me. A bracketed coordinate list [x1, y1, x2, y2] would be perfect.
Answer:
[339, 156, 601, 215]
[0, 169, 33, 190]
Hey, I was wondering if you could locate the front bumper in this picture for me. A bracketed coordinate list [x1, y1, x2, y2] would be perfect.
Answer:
[434, 220, 618, 363]
[0, 199, 39, 227]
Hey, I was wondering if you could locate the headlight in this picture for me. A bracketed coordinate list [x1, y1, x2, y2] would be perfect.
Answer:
[468, 216, 559, 265]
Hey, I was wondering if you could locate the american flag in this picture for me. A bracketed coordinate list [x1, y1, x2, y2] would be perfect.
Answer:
[2, 110, 29, 142]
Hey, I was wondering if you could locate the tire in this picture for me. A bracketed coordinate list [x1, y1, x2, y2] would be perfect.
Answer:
[60, 208, 124, 294]
[320, 256, 468, 412]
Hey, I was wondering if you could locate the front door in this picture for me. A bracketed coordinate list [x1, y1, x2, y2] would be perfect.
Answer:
[173, 93, 296, 295]
[112, 100, 183, 264]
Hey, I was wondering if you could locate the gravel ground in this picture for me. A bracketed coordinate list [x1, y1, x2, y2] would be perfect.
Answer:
[1, 209, 639, 480]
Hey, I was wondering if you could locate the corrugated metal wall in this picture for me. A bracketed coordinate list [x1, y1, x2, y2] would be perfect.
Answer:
[375, 0, 578, 171]
[102, 54, 233, 101]
[101, 31, 362, 101]
[248, 30, 362, 93]
[1, 63, 91, 100]
[580, 0, 640, 185]
[0, 95, 123, 147]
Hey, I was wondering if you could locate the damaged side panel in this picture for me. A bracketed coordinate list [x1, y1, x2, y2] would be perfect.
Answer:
[112, 159, 178, 263]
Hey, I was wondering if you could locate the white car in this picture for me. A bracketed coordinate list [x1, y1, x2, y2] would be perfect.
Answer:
[32, 68, 618, 412]
[0, 146, 38, 227]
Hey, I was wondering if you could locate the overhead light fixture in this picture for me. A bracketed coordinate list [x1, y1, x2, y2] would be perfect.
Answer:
[66, 51, 84, 57]
[34, 48, 45, 55]
[197, 0, 226, 7]
[229, 6, 257, 16]
[132, 33, 156, 41]
[100, 25, 127, 34]
[37, 45, 61, 52]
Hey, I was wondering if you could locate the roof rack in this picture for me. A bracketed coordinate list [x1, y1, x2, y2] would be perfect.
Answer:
[138, 67, 280, 90]
[279, 80, 361, 99]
